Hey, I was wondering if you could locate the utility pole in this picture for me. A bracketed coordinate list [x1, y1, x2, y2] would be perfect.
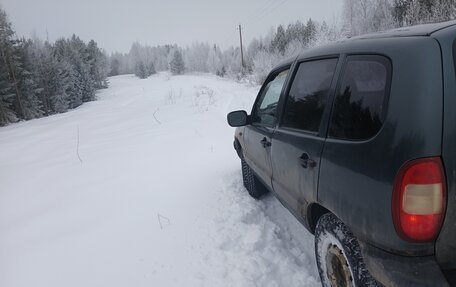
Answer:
[238, 24, 245, 69]
[213, 44, 216, 70]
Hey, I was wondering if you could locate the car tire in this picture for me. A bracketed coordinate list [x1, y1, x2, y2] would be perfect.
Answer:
[241, 158, 268, 199]
[315, 213, 381, 287]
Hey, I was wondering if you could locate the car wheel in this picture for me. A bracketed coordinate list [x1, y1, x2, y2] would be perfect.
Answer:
[315, 213, 381, 287]
[241, 158, 268, 199]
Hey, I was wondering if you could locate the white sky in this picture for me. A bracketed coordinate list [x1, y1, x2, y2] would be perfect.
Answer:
[1, 0, 343, 53]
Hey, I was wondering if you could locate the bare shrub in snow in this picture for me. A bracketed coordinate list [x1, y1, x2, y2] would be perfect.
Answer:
[165, 89, 177, 105]
[192, 86, 216, 113]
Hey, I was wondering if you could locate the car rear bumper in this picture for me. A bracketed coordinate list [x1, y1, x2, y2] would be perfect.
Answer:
[359, 241, 452, 287]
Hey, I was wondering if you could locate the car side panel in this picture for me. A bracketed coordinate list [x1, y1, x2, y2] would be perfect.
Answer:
[243, 125, 274, 187]
[433, 26, 456, 270]
[271, 130, 325, 215]
[318, 37, 443, 255]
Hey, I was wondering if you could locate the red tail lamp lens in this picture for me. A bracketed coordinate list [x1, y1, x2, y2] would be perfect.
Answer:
[393, 157, 446, 242]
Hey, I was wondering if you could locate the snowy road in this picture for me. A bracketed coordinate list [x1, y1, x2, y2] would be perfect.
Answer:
[0, 74, 320, 287]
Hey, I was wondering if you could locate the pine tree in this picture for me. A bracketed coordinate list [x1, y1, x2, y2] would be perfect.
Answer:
[169, 50, 185, 75]
[109, 58, 120, 76]
[0, 10, 14, 124]
[49, 56, 72, 113]
[431, 0, 455, 22]
[87, 40, 108, 89]
[0, 8, 109, 125]
[0, 9, 25, 121]
[394, 0, 409, 25]
[271, 25, 287, 55]
[405, 0, 424, 25]
[304, 19, 318, 46]
[0, 61, 15, 125]
[135, 60, 148, 79]
[15, 39, 43, 119]
[147, 61, 156, 76]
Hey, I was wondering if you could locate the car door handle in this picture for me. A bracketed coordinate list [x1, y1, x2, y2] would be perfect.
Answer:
[260, 137, 271, 148]
[298, 153, 316, 169]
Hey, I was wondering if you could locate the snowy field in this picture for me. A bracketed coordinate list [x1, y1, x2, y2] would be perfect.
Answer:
[0, 73, 320, 287]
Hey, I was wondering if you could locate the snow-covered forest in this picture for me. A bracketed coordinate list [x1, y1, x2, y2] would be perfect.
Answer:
[109, 0, 456, 83]
[0, 9, 109, 126]
[0, 0, 455, 126]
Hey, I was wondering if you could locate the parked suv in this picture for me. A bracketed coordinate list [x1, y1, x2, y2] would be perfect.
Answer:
[227, 21, 456, 287]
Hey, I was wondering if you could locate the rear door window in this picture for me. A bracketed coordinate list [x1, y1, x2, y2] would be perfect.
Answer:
[329, 55, 391, 140]
[281, 58, 338, 132]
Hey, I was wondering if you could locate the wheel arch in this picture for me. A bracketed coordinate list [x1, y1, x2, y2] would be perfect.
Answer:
[234, 137, 243, 159]
[307, 203, 331, 234]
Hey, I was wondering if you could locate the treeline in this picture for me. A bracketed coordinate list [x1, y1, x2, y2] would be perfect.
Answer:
[0, 8, 108, 126]
[109, 42, 238, 79]
[109, 0, 456, 84]
[108, 22, 320, 83]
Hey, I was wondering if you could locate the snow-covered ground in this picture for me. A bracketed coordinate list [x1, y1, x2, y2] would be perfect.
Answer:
[0, 73, 320, 287]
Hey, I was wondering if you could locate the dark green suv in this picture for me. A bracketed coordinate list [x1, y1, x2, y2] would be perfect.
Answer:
[228, 21, 456, 287]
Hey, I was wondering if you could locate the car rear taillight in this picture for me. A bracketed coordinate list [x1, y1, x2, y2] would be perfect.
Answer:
[393, 157, 447, 243]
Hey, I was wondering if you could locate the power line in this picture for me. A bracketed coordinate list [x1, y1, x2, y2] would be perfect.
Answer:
[221, 0, 277, 47]
[243, 0, 280, 27]
[239, 24, 245, 68]
[241, 0, 277, 26]
[221, 0, 291, 48]
[245, 0, 291, 28]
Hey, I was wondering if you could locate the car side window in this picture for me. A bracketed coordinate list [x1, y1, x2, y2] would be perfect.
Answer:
[251, 69, 289, 126]
[329, 55, 391, 140]
[281, 58, 338, 132]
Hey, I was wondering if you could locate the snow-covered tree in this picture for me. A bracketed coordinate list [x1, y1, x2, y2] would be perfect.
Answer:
[206, 44, 224, 76]
[135, 61, 148, 79]
[304, 19, 318, 47]
[169, 49, 185, 75]
[431, 0, 456, 22]
[271, 25, 287, 55]
[14, 39, 43, 119]
[109, 57, 120, 76]
[185, 43, 210, 72]
[342, 0, 395, 37]
[252, 50, 281, 84]
[405, 0, 424, 24]
[0, 8, 25, 121]
[0, 7, 108, 125]
[87, 40, 109, 89]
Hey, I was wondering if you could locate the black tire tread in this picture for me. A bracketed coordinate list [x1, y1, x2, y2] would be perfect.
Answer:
[315, 213, 382, 287]
[241, 158, 268, 199]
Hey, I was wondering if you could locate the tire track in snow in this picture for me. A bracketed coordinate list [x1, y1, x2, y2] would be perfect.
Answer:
[202, 171, 321, 287]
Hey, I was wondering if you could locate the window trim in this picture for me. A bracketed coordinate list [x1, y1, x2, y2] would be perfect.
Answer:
[277, 55, 340, 136]
[327, 54, 393, 142]
[250, 65, 291, 128]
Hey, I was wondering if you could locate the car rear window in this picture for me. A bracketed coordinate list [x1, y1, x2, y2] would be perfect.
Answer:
[329, 55, 392, 141]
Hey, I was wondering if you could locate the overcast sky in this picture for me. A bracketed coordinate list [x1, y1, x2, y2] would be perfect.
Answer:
[1, 0, 343, 53]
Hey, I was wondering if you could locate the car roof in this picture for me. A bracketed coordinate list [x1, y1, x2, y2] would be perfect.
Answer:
[272, 56, 296, 71]
[350, 20, 456, 40]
